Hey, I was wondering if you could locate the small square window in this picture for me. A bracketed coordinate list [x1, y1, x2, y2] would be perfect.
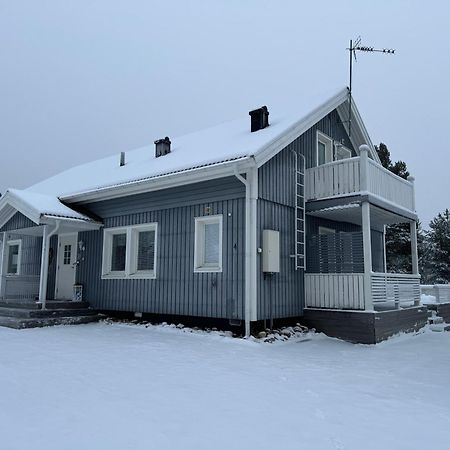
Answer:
[194, 215, 223, 272]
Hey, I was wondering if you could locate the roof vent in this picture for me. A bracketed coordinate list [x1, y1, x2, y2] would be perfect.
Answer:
[154, 136, 171, 158]
[249, 106, 269, 132]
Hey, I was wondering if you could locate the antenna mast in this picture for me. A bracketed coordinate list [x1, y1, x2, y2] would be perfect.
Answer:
[347, 37, 395, 137]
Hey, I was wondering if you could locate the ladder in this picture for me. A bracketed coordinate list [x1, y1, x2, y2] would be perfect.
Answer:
[294, 153, 305, 270]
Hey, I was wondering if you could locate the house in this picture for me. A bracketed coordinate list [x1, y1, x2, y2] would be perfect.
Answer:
[0, 87, 427, 342]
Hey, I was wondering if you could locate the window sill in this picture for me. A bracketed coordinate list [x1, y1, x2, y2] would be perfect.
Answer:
[194, 267, 222, 273]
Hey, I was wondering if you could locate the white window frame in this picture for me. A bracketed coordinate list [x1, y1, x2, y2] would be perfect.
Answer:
[6, 239, 22, 276]
[194, 215, 223, 273]
[334, 143, 352, 161]
[318, 226, 336, 235]
[316, 131, 334, 166]
[102, 223, 158, 280]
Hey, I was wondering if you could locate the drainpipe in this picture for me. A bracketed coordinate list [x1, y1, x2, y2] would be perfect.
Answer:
[38, 220, 61, 309]
[234, 165, 258, 337]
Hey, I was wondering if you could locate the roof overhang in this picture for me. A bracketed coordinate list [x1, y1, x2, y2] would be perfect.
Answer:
[61, 156, 255, 204]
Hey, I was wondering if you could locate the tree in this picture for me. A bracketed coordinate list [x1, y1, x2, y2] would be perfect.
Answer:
[375, 143, 412, 273]
[426, 209, 450, 284]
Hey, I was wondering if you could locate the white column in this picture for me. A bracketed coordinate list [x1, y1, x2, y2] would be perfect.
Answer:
[382, 225, 387, 273]
[361, 201, 373, 310]
[359, 145, 370, 194]
[38, 225, 49, 308]
[0, 232, 7, 299]
[410, 221, 419, 275]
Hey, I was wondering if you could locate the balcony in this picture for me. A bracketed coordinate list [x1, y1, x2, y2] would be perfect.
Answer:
[305, 151, 415, 213]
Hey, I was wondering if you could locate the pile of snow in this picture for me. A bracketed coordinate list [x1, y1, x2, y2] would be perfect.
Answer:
[421, 293, 438, 304]
[1, 322, 449, 449]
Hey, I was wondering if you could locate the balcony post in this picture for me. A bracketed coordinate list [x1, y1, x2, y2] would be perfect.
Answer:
[359, 144, 370, 193]
[0, 232, 7, 299]
[407, 175, 416, 212]
[361, 201, 373, 310]
[410, 221, 419, 275]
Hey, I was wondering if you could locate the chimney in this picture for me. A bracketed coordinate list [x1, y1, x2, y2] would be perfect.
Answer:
[119, 151, 126, 167]
[154, 136, 171, 158]
[249, 106, 269, 132]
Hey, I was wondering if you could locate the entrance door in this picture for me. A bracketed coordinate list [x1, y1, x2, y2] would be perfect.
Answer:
[55, 234, 78, 300]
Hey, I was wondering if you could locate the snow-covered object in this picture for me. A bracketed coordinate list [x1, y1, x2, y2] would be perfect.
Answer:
[0, 188, 93, 225]
[27, 87, 350, 198]
[421, 293, 438, 304]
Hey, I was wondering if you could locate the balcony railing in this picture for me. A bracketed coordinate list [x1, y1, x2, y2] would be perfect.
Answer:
[305, 272, 420, 310]
[305, 152, 415, 212]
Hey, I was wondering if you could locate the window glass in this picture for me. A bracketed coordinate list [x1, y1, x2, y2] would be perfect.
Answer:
[7, 244, 19, 274]
[204, 222, 220, 265]
[137, 230, 155, 271]
[111, 233, 126, 271]
[336, 146, 352, 160]
[318, 141, 326, 165]
[63, 245, 72, 265]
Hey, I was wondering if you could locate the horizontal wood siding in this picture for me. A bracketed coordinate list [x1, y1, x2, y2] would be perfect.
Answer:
[77, 196, 245, 319]
[257, 199, 303, 320]
[0, 212, 37, 232]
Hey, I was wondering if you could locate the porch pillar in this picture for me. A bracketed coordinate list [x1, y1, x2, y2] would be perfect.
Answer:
[0, 232, 7, 299]
[38, 225, 50, 308]
[410, 221, 419, 275]
[382, 225, 387, 273]
[361, 201, 373, 310]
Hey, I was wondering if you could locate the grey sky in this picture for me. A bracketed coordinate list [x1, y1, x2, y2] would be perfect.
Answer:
[0, 1, 448, 227]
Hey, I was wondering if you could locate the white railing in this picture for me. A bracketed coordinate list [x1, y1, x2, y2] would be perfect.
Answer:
[305, 157, 360, 200]
[371, 273, 420, 307]
[305, 273, 365, 310]
[1, 275, 40, 300]
[366, 159, 414, 211]
[305, 152, 415, 212]
[421, 284, 450, 304]
[305, 272, 420, 310]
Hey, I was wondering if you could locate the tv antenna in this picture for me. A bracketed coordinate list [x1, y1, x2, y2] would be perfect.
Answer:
[347, 36, 395, 137]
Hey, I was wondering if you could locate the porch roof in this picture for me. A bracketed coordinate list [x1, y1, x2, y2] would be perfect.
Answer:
[0, 189, 102, 233]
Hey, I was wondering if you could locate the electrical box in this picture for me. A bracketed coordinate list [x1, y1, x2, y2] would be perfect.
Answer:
[262, 230, 280, 273]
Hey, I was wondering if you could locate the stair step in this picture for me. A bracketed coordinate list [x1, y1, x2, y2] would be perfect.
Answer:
[0, 306, 98, 319]
[0, 314, 104, 330]
[43, 301, 90, 310]
[0, 301, 41, 310]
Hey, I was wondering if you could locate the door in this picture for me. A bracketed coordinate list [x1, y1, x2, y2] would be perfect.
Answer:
[55, 234, 78, 300]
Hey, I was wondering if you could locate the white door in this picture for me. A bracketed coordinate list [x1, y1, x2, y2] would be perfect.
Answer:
[55, 234, 78, 300]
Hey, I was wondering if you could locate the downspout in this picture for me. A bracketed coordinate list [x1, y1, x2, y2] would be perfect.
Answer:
[38, 220, 61, 309]
[234, 164, 257, 337]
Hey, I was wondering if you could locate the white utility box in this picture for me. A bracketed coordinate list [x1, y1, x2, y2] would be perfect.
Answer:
[262, 229, 280, 273]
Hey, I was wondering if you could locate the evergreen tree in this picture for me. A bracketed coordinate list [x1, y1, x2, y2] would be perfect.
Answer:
[427, 209, 450, 283]
[375, 143, 412, 273]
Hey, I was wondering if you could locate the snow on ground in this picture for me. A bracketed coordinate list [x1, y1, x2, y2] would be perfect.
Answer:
[0, 323, 449, 450]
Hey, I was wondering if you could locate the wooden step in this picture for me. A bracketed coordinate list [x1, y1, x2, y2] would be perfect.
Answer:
[0, 306, 98, 319]
[0, 300, 41, 310]
[0, 314, 104, 329]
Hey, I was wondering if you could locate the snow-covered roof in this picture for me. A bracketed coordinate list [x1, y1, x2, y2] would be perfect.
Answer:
[0, 189, 96, 229]
[23, 86, 376, 202]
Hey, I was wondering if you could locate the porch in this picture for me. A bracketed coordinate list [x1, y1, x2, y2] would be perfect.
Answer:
[304, 146, 419, 313]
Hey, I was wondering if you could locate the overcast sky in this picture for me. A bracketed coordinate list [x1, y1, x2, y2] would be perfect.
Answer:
[0, 1, 448, 227]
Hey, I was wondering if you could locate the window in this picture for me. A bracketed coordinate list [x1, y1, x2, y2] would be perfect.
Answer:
[102, 223, 157, 279]
[319, 226, 336, 235]
[63, 244, 72, 265]
[317, 131, 333, 166]
[6, 240, 22, 275]
[194, 215, 223, 272]
[335, 144, 352, 161]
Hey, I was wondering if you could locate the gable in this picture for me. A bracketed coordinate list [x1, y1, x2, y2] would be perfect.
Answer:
[0, 211, 37, 233]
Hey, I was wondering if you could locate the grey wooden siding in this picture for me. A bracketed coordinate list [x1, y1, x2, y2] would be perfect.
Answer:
[307, 217, 385, 274]
[257, 199, 303, 319]
[0, 212, 37, 232]
[77, 193, 245, 319]
[85, 176, 245, 218]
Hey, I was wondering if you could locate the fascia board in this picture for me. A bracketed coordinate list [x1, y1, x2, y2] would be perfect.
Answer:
[62, 157, 255, 204]
[254, 88, 350, 168]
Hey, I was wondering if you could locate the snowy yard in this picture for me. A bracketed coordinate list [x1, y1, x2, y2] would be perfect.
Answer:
[1, 323, 449, 450]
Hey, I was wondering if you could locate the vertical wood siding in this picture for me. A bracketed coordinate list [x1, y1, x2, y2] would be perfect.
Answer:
[0, 212, 37, 232]
[77, 194, 245, 319]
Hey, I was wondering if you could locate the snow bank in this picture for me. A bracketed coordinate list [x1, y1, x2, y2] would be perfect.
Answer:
[0, 322, 449, 450]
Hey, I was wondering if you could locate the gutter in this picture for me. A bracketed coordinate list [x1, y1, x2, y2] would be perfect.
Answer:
[234, 160, 258, 337]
